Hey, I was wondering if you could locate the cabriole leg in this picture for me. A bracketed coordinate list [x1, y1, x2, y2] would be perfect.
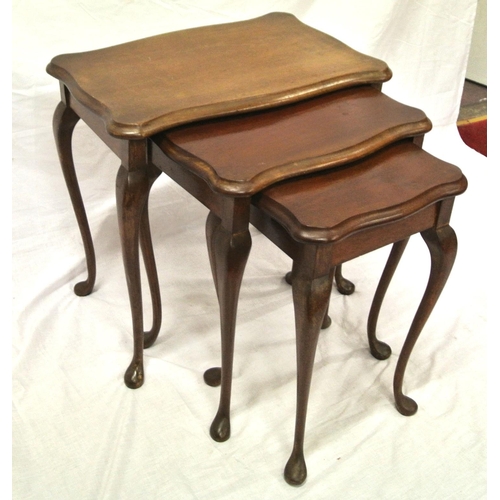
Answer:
[141, 167, 162, 349]
[205, 208, 252, 442]
[334, 264, 355, 295]
[116, 164, 158, 389]
[53, 101, 96, 296]
[285, 269, 332, 329]
[394, 226, 457, 416]
[284, 257, 333, 486]
[367, 239, 410, 360]
[203, 212, 223, 388]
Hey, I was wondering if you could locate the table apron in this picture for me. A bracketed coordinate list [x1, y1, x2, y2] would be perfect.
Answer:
[250, 202, 439, 266]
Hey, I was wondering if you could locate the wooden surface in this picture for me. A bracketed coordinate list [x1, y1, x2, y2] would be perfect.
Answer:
[256, 141, 467, 243]
[212, 140, 466, 486]
[47, 16, 466, 485]
[158, 86, 431, 195]
[47, 13, 396, 392]
[46, 12, 391, 138]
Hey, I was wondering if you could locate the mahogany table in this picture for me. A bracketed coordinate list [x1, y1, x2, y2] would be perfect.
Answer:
[155, 101, 465, 484]
[248, 141, 466, 484]
[46, 12, 461, 487]
[47, 12, 399, 389]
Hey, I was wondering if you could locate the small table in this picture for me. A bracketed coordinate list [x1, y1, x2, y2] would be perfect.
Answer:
[47, 13, 400, 389]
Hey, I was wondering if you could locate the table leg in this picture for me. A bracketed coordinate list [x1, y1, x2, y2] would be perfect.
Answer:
[139, 171, 163, 349]
[203, 213, 223, 388]
[205, 205, 252, 443]
[334, 264, 355, 295]
[394, 225, 457, 416]
[53, 101, 96, 296]
[286, 264, 354, 296]
[205, 211, 221, 303]
[285, 254, 333, 486]
[367, 238, 410, 360]
[285, 270, 332, 329]
[116, 163, 162, 389]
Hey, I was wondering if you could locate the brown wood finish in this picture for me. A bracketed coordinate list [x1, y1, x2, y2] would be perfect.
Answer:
[286, 253, 334, 486]
[367, 238, 409, 360]
[115, 155, 163, 389]
[157, 86, 431, 195]
[205, 204, 252, 442]
[47, 13, 391, 139]
[285, 265, 353, 329]
[256, 142, 465, 242]
[155, 92, 462, 486]
[393, 224, 457, 416]
[196, 141, 465, 485]
[53, 96, 164, 388]
[244, 143, 466, 485]
[47, 14, 467, 487]
[53, 100, 95, 297]
[286, 265, 355, 296]
[152, 97, 436, 457]
[48, 14, 401, 390]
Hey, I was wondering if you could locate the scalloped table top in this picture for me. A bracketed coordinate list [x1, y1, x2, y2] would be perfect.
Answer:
[47, 12, 391, 139]
[156, 86, 431, 195]
[256, 142, 467, 243]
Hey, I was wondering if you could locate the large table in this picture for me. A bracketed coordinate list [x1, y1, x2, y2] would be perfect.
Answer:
[47, 12, 407, 388]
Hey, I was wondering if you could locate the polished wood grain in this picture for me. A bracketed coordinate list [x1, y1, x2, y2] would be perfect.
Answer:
[157, 86, 431, 195]
[197, 139, 466, 485]
[53, 92, 164, 389]
[115, 158, 163, 389]
[47, 13, 468, 486]
[47, 13, 391, 139]
[256, 141, 467, 242]
[244, 142, 466, 485]
[154, 90, 436, 448]
[48, 14, 397, 390]
[53, 100, 95, 297]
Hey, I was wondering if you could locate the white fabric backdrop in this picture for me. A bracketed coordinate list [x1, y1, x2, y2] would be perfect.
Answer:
[12, 1, 491, 498]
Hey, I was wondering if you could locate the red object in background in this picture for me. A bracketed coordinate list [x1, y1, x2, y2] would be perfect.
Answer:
[458, 119, 487, 156]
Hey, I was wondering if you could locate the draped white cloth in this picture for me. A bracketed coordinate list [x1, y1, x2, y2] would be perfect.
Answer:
[13, 1, 491, 498]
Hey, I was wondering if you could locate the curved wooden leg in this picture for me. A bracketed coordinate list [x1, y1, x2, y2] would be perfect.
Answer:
[205, 211, 221, 302]
[321, 303, 332, 329]
[334, 264, 355, 295]
[205, 210, 252, 442]
[116, 164, 155, 389]
[285, 270, 332, 329]
[288, 265, 354, 296]
[203, 212, 223, 388]
[367, 239, 410, 360]
[141, 167, 162, 349]
[53, 101, 96, 297]
[394, 226, 457, 416]
[284, 257, 333, 486]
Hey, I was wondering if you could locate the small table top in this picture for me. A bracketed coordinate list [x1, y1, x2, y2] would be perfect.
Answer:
[156, 86, 431, 195]
[256, 142, 467, 243]
[47, 12, 391, 139]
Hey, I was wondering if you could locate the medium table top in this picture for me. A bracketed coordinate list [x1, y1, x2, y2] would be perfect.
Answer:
[156, 86, 432, 195]
[47, 12, 391, 139]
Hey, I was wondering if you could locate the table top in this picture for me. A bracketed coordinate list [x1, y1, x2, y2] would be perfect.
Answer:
[256, 141, 467, 243]
[156, 86, 432, 196]
[47, 12, 391, 139]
